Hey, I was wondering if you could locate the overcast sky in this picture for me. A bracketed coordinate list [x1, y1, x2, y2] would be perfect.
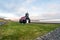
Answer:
[0, 0, 60, 19]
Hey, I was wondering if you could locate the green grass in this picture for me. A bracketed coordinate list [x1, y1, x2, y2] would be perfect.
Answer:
[0, 21, 60, 40]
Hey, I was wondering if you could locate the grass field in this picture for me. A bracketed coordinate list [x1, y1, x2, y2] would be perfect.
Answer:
[0, 21, 60, 40]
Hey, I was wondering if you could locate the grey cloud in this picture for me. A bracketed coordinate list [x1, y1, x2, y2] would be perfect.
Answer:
[42, 13, 60, 19]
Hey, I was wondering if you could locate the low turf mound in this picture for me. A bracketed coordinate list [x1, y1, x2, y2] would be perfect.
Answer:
[0, 18, 6, 22]
[0, 21, 60, 40]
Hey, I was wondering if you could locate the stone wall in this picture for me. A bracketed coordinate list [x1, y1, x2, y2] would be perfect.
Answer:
[0, 22, 6, 25]
[0, 18, 6, 25]
[35, 27, 60, 40]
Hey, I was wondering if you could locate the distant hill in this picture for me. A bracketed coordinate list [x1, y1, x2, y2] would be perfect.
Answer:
[0, 18, 6, 22]
[3, 17, 60, 23]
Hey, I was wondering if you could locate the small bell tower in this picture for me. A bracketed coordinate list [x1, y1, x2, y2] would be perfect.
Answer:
[25, 12, 30, 23]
